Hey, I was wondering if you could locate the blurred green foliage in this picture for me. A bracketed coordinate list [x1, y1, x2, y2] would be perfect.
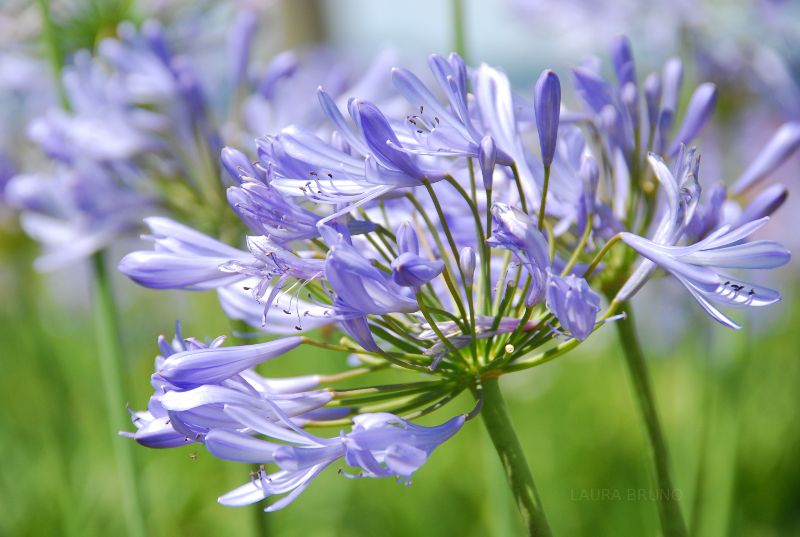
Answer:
[1, 233, 797, 536]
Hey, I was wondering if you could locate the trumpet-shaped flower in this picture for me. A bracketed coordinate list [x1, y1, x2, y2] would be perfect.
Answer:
[621, 217, 790, 329]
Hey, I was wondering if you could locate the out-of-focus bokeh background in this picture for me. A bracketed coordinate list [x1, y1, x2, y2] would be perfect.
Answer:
[1, 0, 798, 535]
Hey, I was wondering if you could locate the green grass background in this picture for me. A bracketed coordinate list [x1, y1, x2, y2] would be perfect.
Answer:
[1, 234, 798, 537]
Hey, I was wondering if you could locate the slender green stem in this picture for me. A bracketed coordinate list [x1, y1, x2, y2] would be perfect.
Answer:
[36, 0, 68, 109]
[480, 377, 553, 537]
[614, 303, 688, 537]
[91, 253, 146, 537]
[537, 165, 551, 230]
[406, 192, 468, 319]
[560, 216, 592, 277]
[510, 162, 529, 212]
[416, 293, 469, 368]
[583, 233, 622, 279]
[300, 337, 431, 372]
[451, 0, 467, 59]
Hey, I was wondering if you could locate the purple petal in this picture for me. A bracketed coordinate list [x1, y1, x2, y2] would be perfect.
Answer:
[668, 83, 717, 156]
[732, 123, 800, 194]
[158, 337, 302, 386]
[205, 429, 278, 463]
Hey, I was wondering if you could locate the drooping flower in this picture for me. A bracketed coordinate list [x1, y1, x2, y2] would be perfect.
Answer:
[545, 272, 601, 341]
[215, 411, 465, 511]
[620, 218, 790, 329]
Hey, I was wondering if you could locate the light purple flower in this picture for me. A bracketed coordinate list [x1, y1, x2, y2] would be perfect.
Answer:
[487, 203, 550, 305]
[118, 217, 251, 290]
[545, 272, 601, 341]
[216, 410, 465, 511]
[621, 217, 790, 329]
[326, 235, 418, 316]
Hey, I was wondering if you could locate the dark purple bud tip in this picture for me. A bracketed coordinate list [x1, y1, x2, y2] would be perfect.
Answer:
[534, 69, 561, 168]
[611, 35, 637, 88]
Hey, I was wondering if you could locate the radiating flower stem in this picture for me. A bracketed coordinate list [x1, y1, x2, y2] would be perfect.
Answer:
[480, 377, 553, 537]
[91, 253, 146, 537]
[614, 302, 688, 537]
[537, 165, 551, 230]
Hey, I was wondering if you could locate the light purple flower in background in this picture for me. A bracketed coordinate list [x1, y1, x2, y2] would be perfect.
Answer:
[611, 35, 637, 89]
[731, 122, 800, 195]
[6, 164, 153, 270]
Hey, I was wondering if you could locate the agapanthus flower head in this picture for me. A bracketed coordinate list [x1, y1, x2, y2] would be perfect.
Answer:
[120, 37, 794, 514]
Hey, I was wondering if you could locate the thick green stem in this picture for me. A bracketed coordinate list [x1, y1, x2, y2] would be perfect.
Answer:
[614, 303, 688, 537]
[91, 253, 146, 537]
[480, 377, 553, 537]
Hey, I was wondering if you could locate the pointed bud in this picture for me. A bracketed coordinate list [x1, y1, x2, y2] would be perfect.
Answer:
[643, 73, 661, 133]
[669, 83, 717, 156]
[478, 136, 497, 191]
[580, 155, 599, 200]
[395, 222, 419, 255]
[734, 184, 788, 227]
[732, 122, 800, 194]
[226, 10, 258, 87]
[611, 35, 637, 88]
[221, 147, 258, 183]
[621, 82, 639, 130]
[578, 155, 599, 233]
[391, 253, 444, 288]
[654, 108, 673, 155]
[159, 337, 302, 387]
[534, 69, 561, 168]
[661, 58, 683, 115]
[459, 247, 476, 287]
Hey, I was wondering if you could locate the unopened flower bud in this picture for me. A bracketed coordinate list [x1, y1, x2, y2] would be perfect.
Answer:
[459, 246, 476, 287]
[534, 69, 561, 168]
